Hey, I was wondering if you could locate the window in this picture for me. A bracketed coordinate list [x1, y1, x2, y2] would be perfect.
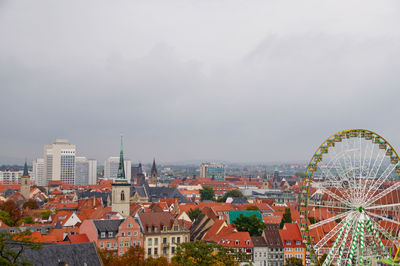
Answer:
[163, 247, 167, 254]
[134, 231, 138, 236]
[264, 252, 266, 257]
[172, 237, 175, 243]
[235, 240, 239, 245]
[121, 190, 125, 201]
[148, 238, 152, 246]
[121, 232, 125, 237]
[106, 242, 110, 248]
[125, 241, 129, 247]
[295, 241, 301, 245]
[163, 237, 167, 244]
[128, 223, 132, 228]
[147, 226, 151, 233]
[101, 232, 105, 238]
[108, 232, 113, 237]
[154, 248, 158, 255]
[119, 252, 123, 256]
[114, 242, 117, 248]
[132, 240, 136, 246]
[154, 238, 158, 245]
[185, 237, 187, 242]
[148, 248, 151, 255]
[120, 242, 123, 247]
[154, 227, 158, 232]
[100, 242, 104, 248]
[137, 240, 141, 246]
[177, 237, 180, 244]
[128, 232, 131, 236]
[171, 247, 175, 254]
[285, 240, 291, 245]
[285, 248, 292, 252]
[173, 226, 178, 231]
[163, 226, 167, 231]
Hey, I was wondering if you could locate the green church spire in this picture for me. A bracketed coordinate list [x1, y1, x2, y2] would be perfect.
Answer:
[117, 134, 126, 180]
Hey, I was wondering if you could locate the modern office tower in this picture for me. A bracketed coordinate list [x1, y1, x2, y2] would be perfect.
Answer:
[88, 159, 97, 185]
[33, 158, 44, 186]
[43, 139, 76, 185]
[75, 157, 89, 185]
[200, 163, 225, 180]
[104, 157, 131, 181]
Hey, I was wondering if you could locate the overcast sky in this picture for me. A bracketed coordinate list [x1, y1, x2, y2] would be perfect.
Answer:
[1, 0, 400, 165]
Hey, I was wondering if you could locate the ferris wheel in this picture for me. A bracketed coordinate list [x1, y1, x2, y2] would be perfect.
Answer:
[299, 129, 400, 265]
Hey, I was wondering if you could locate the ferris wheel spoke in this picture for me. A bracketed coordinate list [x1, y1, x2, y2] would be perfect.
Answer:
[309, 211, 351, 230]
[313, 185, 352, 206]
[307, 204, 352, 210]
[365, 211, 400, 226]
[365, 182, 400, 207]
[315, 214, 352, 252]
[365, 202, 400, 210]
[364, 162, 398, 203]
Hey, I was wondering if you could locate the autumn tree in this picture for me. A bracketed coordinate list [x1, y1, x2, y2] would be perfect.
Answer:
[284, 257, 303, 266]
[22, 199, 39, 210]
[199, 186, 215, 201]
[187, 208, 202, 221]
[1, 201, 21, 226]
[172, 240, 250, 266]
[232, 214, 266, 236]
[246, 205, 260, 211]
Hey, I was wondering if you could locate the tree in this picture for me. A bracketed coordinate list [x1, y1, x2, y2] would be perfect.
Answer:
[0, 231, 41, 265]
[187, 208, 202, 221]
[284, 257, 303, 266]
[232, 214, 266, 236]
[319, 254, 327, 264]
[246, 205, 260, 211]
[17, 217, 34, 226]
[1, 201, 21, 226]
[22, 200, 39, 210]
[285, 257, 303, 266]
[40, 210, 51, 220]
[0, 211, 14, 227]
[280, 208, 292, 229]
[199, 186, 215, 201]
[99, 245, 171, 266]
[172, 241, 249, 266]
[218, 189, 243, 202]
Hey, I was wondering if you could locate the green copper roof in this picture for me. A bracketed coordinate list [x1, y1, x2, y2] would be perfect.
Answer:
[228, 210, 263, 224]
[117, 134, 126, 180]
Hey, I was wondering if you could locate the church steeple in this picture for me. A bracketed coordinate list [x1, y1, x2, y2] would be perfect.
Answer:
[150, 158, 158, 184]
[23, 160, 29, 177]
[117, 134, 126, 180]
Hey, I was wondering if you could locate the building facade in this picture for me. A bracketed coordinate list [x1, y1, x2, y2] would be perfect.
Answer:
[33, 158, 44, 186]
[0, 170, 23, 185]
[200, 163, 225, 181]
[44, 139, 76, 185]
[138, 212, 190, 261]
[88, 159, 97, 185]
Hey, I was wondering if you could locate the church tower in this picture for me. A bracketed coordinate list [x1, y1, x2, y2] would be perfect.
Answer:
[111, 135, 131, 218]
[150, 158, 158, 185]
[20, 161, 31, 200]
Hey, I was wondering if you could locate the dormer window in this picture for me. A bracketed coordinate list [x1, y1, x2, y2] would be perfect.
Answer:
[101, 232, 105, 238]
[147, 226, 151, 233]
[108, 232, 113, 237]
[173, 226, 178, 231]
[235, 240, 239, 245]
[246, 240, 250, 245]
[154, 227, 158, 232]
[163, 226, 167, 231]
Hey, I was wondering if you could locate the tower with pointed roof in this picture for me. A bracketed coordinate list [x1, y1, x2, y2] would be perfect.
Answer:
[20, 161, 31, 200]
[111, 134, 130, 218]
[150, 158, 158, 184]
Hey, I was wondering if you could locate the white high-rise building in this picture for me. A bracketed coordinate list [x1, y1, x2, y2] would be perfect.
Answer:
[44, 139, 76, 185]
[74, 157, 97, 185]
[75, 157, 89, 185]
[88, 159, 97, 185]
[33, 158, 44, 186]
[104, 157, 131, 181]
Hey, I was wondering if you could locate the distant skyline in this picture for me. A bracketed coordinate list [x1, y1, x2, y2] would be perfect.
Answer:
[1, 1, 400, 164]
